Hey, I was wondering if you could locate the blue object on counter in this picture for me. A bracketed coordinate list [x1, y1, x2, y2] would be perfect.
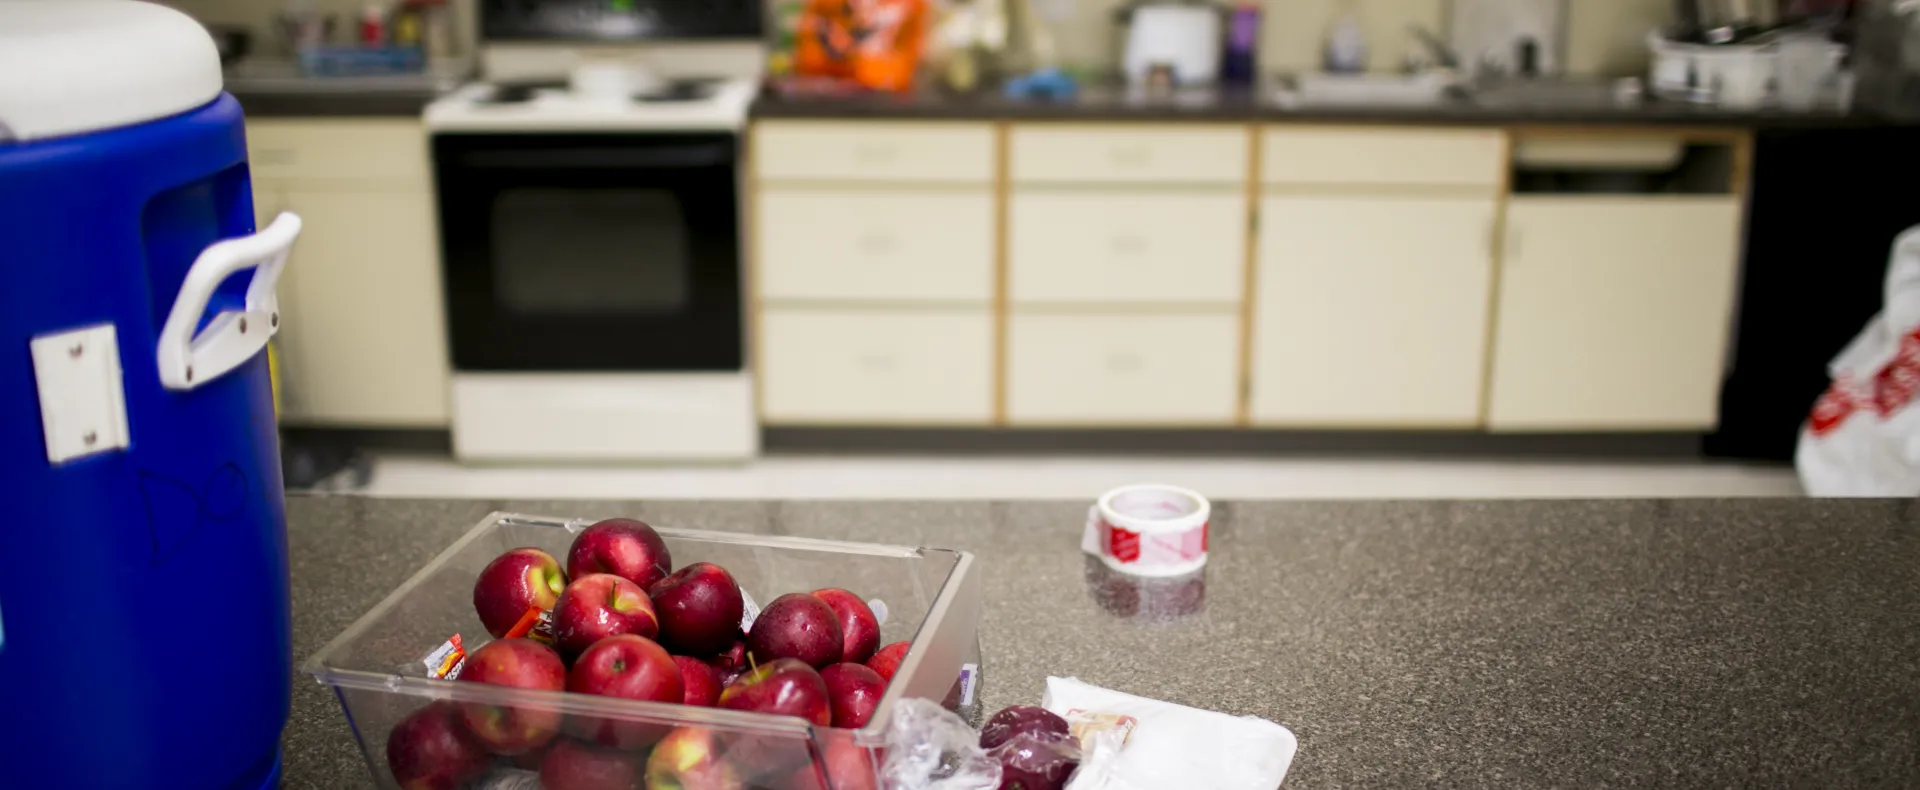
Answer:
[1005, 67, 1080, 100]
[0, 6, 296, 787]
[298, 45, 426, 76]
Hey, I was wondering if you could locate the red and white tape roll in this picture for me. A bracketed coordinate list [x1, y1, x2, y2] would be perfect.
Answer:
[1081, 484, 1210, 578]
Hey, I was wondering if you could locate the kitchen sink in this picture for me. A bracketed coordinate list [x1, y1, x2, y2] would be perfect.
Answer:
[1277, 73, 1461, 108]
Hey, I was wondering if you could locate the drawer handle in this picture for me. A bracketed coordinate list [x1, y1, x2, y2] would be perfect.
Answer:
[1109, 146, 1152, 166]
[857, 233, 896, 254]
[854, 145, 897, 164]
[1109, 234, 1148, 255]
[1104, 353, 1145, 375]
[857, 353, 898, 373]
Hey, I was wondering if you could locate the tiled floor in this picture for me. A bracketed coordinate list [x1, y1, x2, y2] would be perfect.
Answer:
[356, 452, 1804, 500]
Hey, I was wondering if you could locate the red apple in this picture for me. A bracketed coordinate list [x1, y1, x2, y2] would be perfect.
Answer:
[473, 548, 567, 638]
[644, 727, 744, 790]
[674, 655, 723, 707]
[810, 588, 881, 664]
[566, 634, 683, 749]
[457, 638, 567, 755]
[716, 662, 832, 777]
[649, 562, 745, 658]
[988, 730, 1080, 790]
[866, 641, 910, 683]
[539, 738, 644, 790]
[551, 573, 659, 660]
[786, 738, 882, 790]
[980, 705, 1071, 750]
[708, 639, 748, 673]
[819, 663, 886, 729]
[385, 701, 490, 790]
[718, 657, 832, 726]
[567, 518, 673, 590]
[746, 593, 842, 669]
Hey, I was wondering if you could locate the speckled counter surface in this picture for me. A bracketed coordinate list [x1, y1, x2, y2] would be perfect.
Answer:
[283, 497, 1920, 788]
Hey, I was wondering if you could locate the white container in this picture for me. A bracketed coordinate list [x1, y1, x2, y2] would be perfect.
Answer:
[1776, 34, 1848, 109]
[1124, 4, 1223, 87]
[1649, 30, 1776, 108]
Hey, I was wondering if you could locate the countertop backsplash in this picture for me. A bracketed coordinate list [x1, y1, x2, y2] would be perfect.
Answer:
[172, 0, 1671, 79]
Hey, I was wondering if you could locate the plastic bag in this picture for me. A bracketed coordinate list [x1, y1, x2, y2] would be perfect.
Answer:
[1797, 226, 1920, 496]
[882, 698, 1002, 790]
[1043, 677, 1296, 790]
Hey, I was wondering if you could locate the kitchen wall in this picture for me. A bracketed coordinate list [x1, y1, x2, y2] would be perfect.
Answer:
[164, 0, 477, 58]
[170, 0, 1671, 78]
[1050, 0, 1674, 76]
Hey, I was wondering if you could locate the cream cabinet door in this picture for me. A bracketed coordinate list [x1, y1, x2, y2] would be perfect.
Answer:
[1007, 313, 1240, 425]
[761, 309, 994, 424]
[1008, 191, 1246, 304]
[1488, 197, 1743, 430]
[273, 187, 450, 427]
[1252, 195, 1498, 426]
[758, 188, 995, 302]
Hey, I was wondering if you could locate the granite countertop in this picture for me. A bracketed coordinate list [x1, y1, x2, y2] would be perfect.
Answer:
[283, 497, 1920, 788]
[224, 59, 470, 117]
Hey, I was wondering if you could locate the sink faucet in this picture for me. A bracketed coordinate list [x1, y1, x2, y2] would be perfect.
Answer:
[1407, 25, 1460, 71]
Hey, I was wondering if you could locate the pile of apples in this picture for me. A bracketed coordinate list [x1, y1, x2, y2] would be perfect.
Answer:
[387, 518, 911, 790]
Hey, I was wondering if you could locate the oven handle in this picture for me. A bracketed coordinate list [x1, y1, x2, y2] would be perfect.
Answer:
[453, 145, 734, 171]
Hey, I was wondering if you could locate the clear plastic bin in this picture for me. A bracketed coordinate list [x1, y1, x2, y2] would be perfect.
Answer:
[304, 512, 984, 789]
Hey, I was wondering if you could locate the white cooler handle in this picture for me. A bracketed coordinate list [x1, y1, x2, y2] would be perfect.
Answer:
[156, 212, 302, 391]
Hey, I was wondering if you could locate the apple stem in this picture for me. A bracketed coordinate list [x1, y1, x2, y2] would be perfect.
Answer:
[747, 652, 759, 675]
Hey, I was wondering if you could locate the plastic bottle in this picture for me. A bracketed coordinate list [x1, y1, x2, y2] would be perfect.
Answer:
[1323, 3, 1367, 74]
[1222, 0, 1262, 87]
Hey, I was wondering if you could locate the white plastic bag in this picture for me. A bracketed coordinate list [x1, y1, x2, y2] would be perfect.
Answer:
[1043, 677, 1297, 790]
[1797, 226, 1920, 496]
[882, 698, 1002, 790]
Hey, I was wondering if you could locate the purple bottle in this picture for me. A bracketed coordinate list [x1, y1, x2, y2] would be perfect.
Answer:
[1222, 0, 1262, 87]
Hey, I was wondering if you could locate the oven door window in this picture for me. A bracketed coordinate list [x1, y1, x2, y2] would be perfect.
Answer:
[437, 134, 743, 372]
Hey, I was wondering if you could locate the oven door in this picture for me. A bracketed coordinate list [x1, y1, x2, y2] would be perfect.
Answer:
[435, 133, 742, 372]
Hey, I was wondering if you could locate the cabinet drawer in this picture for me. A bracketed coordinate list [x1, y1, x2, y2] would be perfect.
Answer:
[761, 309, 994, 424]
[1009, 192, 1245, 304]
[1262, 127, 1505, 188]
[1007, 313, 1239, 425]
[1011, 125, 1248, 185]
[246, 119, 429, 183]
[759, 188, 994, 302]
[754, 122, 995, 183]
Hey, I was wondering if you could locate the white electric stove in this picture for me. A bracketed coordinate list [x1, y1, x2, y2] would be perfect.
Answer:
[428, 39, 762, 463]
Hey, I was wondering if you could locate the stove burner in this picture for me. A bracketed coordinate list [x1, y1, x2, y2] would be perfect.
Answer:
[634, 78, 722, 103]
[477, 77, 726, 106]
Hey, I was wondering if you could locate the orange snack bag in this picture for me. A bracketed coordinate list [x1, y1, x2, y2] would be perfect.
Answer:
[796, 0, 927, 92]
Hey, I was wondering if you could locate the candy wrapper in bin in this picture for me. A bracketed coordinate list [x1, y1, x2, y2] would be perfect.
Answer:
[1044, 677, 1297, 790]
[883, 698, 1003, 789]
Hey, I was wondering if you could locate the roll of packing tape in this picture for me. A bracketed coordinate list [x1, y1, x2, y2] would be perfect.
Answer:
[1081, 484, 1210, 578]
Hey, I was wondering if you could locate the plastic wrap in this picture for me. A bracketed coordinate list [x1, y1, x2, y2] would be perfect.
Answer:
[881, 698, 1002, 790]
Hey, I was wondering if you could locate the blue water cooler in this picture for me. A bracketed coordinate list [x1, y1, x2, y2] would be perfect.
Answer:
[0, 3, 301, 788]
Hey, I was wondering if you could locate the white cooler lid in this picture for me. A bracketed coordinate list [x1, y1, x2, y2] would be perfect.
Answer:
[0, 1, 223, 143]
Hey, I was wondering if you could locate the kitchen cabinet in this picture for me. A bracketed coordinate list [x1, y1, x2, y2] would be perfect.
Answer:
[1262, 127, 1506, 189]
[1488, 197, 1744, 430]
[754, 122, 995, 184]
[247, 119, 448, 428]
[758, 188, 994, 303]
[1008, 191, 1245, 304]
[1011, 126, 1247, 185]
[760, 309, 994, 424]
[1007, 313, 1240, 425]
[751, 121, 999, 426]
[1252, 195, 1499, 426]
